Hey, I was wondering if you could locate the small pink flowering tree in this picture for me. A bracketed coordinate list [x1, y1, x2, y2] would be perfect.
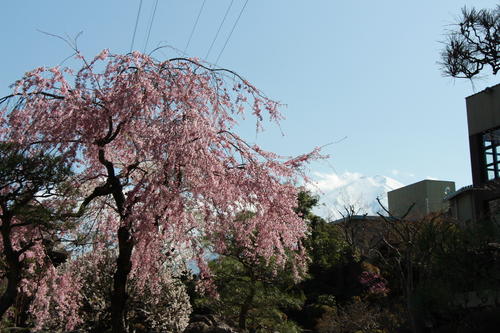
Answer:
[0, 50, 319, 332]
[359, 271, 390, 296]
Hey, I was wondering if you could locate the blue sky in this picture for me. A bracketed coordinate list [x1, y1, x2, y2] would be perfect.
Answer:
[1, 0, 498, 191]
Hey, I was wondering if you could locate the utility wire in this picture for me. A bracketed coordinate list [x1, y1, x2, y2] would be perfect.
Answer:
[205, 0, 234, 61]
[130, 0, 144, 52]
[143, 0, 159, 53]
[184, 0, 207, 55]
[215, 0, 249, 65]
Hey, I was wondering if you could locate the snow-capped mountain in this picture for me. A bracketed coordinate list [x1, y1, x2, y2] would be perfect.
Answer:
[307, 171, 404, 220]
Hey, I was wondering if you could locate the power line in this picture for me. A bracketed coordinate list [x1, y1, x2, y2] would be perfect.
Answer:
[205, 0, 234, 61]
[130, 0, 144, 52]
[184, 0, 207, 55]
[215, 0, 249, 65]
[143, 0, 159, 54]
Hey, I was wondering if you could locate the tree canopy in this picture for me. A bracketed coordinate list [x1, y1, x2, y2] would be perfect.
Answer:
[0, 142, 74, 323]
[440, 5, 499, 79]
[0, 50, 319, 332]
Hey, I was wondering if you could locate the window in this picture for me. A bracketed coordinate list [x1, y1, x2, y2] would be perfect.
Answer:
[483, 128, 500, 181]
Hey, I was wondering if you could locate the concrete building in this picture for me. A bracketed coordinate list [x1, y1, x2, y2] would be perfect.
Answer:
[387, 179, 455, 219]
[447, 83, 500, 223]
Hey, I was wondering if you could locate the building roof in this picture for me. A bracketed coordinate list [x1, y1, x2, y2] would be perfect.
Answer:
[444, 184, 486, 201]
[465, 82, 500, 100]
[330, 214, 390, 224]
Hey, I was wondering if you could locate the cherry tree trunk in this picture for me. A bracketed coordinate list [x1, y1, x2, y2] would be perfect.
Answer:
[0, 217, 22, 318]
[111, 226, 134, 333]
[0, 266, 21, 319]
[238, 283, 256, 330]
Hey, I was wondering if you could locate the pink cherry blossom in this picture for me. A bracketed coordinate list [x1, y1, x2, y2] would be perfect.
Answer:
[1, 50, 321, 332]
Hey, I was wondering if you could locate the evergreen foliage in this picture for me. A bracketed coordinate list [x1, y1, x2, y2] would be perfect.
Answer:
[440, 5, 499, 78]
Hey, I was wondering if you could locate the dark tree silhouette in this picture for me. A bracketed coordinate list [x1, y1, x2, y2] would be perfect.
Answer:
[440, 6, 499, 79]
[0, 142, 73, 320]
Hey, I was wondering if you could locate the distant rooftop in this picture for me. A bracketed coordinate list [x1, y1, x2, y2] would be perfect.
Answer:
[330, 214, 384, 224]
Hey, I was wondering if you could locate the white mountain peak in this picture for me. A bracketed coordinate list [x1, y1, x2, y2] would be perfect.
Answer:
[308, 171, 404, 220]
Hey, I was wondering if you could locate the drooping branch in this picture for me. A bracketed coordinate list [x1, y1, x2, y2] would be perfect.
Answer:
[0, 92, 65, 105]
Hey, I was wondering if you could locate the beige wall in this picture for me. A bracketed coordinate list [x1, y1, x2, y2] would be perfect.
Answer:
[388, 180, 455, 219]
